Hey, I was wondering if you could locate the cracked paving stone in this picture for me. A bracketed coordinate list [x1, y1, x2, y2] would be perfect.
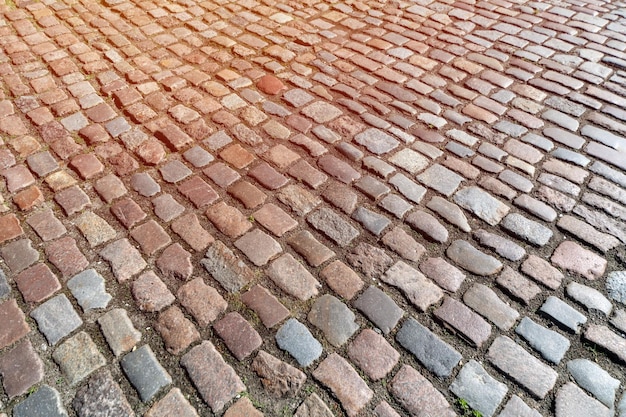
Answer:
[182, 341, 246, 413]
[178, 277, 227, 327]
[0, 339, 43, 398]
[450, 360, 508, 417]
[390, 365, 455, 417]
[98, 308, 141, 357]
[201, 240, 255, 293]
[13, 385, 68, 417]
[515, 317, 570, 364]
[131, 271, 175, 313]
[252, 350, 306, 398]
[308, 294, 358, 347]
[45, 236, 89, 278]
[313, 353, 373, 417]
[73, 370, 135, 417]
[30, 294, 82, 346]
[68, 269, 111, 312]
[121, 345, 172, 403]
[53, 331, 106, 386]
[488, 336, 558, 399]
[447, 240, 503, 276]
[396, 317, 461, 377]
[214, 312, 262, 360]
[99, 239, 147, 282]
[348, 329, 399, 381]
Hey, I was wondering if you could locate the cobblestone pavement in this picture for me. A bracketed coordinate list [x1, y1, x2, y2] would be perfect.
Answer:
[0, 0, 626, 415]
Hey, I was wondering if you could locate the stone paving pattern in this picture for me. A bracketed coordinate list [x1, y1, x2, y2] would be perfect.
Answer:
[0, 0, 625, 415]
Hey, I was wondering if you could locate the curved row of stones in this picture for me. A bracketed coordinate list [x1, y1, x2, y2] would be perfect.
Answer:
[0, 0, 625, 415]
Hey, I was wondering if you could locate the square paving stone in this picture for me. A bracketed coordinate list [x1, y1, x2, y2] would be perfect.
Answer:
[131, 220, 172, 256]
[45, 236, 89, 278]
[234, 229, 282, 266]
[68, 269, 111, 312]
[228, 180, 267, 208]
[15, 263, 61, 303]
[99, 238, 147, 282]
[52, 331, 106, 385]
[27, 208, 66, 241]
[0, 213, 24, 244]
[2, 164, 36, 192]
[214, 312, 263, 360]
[69, 154, 104, 179]
[353, 286, 404, 334]
[30, 294, 82, 346]
[152, 193, 185, 222]
[204, 162, 241, 188]
[241, 285, 290, 329]
[74, 211, 117, 247]
[348, 329, 399, 381]
[449, 360, 508, 417]
[98, 308, 142, 357]
[111, 197, 147, 229]
[54, 185, 91, 216]
[155, 306, 200, 355]
[145, 388, 200, 417]
[156, 243, 193, 281]
[181, 341, 246, 413]
[0, 339, 44, 398]
[183, 145, 214, 167]
[12, 385, 68, 417]
[206, 201, 253, 239]
[94, 174, 127, 203]
[27, 151, 59, 177]
[0, 238, 39, 273]
[130, 172, 161, 197]
[253, 203, 298, 237]
[121, 345, 172, 402]
[178, 176, 219, 208]
[132, 271, 175, 312]
[72, 370, 134, 417]
[0, 299, 30, 349]
[275, 318, 323, 367]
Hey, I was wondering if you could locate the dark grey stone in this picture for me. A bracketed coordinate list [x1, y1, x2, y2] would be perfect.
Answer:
[72, 370, 134, 417]
[449, 360, 508, 417]
[352, 207, 391, 236]
[396, 318, 461, 377]
[515, 317, 570, 364]
[30, 294, 83, 346]
[13, 385, 68, 417]
[276, 319, 323, 367]
[121, 345, 172, 402]
[567, 359, 620, 408]
[353, 286, 404, 334]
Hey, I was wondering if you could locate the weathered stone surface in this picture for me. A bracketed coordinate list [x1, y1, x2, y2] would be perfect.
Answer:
[454, 186, 510, 226]
[551, 241, 607, 280]
[201, 241, 254, 293]
[566, 282, 612, 316]
[144, 388, 198, 417]
[53, 331, 106, 386]
[268, 254, 320, 300]
[473, 229, 526, 261]
[294, 394, 333, 417]
[13, 385, 68, 417]
[347, 242, 394, 279]
[308, 294, 358, 347]
[427, 196, 470, 232]
[435, 296, 492, 347]
[30, 294, 82, 346]
[487, 336, 558, 399]
[417, 164, 464, 197]
[606, 271, 626, 305]
[381, 261, 443, 311]
[68, 269, 111, 312]
[382, 227, 425, 263]
[446, 240, 503, 276]
[540, 296, 587, 333]
[156, 306, 200, 355]
[121, 345, 171, 402]
[515, 317, 570, 364]
[567, 359, 620, 408]
[0, 339, 43, 398]
[252, 350, 306, 397]
[419, 257, 465, 292]
[313, 353, 373, 417]
[449, 360, 508, 417]
[390, 365, 455, 417]
[98, 308, 141, 356]
[396, 318, 461, 377]
[584, 325, 626, 364]
[555, 383, 611, 417]
[463, 284, 519, 330]
[497, 395, 542, 417]
[308, 208, 359, 247]
[181, 341, 245, 413]
[353, 286, 404, 334]
[73, 370, 135, 417]
[405, 210, 448, 242]
[522, 255, 563, 289]
[99, 239, 147, 282]
[501, 213, 553, 246]
[275, 319, 322, 367]
[213, 312, 262, 360]
[348, 329, 399, 381]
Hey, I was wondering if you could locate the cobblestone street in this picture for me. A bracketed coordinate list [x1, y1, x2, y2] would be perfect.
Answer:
[0, 0, 626, 415]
